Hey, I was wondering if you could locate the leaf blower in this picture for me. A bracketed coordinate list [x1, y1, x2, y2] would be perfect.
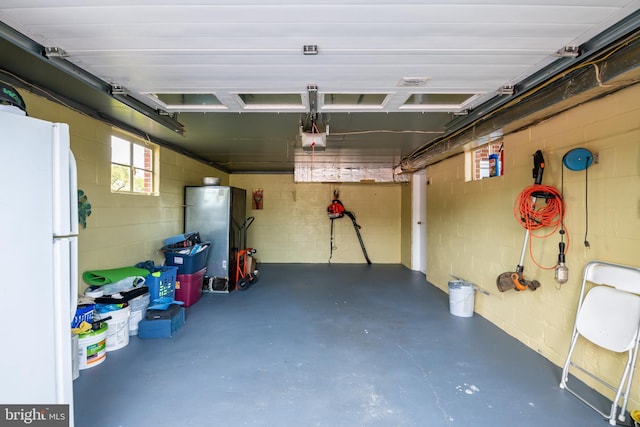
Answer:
[327, 190, 372, 264]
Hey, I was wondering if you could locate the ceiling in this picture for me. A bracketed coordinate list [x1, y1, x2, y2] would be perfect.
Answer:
[1, 1, 639, 175]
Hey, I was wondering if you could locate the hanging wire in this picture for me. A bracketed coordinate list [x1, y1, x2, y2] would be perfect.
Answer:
[560, 163, 566, 246]
[583, 159, 591, 248]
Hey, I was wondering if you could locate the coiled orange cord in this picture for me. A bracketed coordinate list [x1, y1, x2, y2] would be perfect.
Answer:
[514, 184, 568, 269]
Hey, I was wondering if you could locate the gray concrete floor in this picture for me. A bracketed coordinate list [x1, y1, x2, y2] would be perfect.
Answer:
[74, 264, 619, 427]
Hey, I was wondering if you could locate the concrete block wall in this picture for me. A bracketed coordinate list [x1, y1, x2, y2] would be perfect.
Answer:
[21, 90, 403, 286]
[425, 84, 640, 408]
[229, 174, 403, 264]
[20, 83, 640, 407]
[20, 91, 228, 292]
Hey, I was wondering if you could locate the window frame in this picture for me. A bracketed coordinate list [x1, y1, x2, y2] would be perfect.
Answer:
[464, 139, 504, 182]
[110, 134, 159, 195]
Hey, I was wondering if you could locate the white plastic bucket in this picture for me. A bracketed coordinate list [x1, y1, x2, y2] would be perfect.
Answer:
[128, 293, 150, 336]
[78, 323, 107, 370]
[448, 280, 475, 317]
[71, 334, 79, 380]
[97, 305, 131, 351]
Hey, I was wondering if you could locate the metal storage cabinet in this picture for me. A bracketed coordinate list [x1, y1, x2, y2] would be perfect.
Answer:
[184, 186, 246, 292]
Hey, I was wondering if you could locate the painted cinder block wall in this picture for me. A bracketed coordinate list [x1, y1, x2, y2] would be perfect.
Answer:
[21, 91, 228, 291]
[22, 83, 640, 408]
[229, 174, 403, 264]
[21, 90, 403, 283]
[424, 83, 640, 408]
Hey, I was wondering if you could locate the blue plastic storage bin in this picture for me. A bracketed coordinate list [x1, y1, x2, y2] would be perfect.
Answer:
[163, 242, 210, 275]
[138, 305, 185, 339]
[145, 266, 178, 301]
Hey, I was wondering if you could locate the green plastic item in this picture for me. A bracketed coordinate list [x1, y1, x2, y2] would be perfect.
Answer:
[82, 266, 151, 286]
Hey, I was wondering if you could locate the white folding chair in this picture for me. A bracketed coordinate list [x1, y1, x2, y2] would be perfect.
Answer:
[560, 260, 640, 425]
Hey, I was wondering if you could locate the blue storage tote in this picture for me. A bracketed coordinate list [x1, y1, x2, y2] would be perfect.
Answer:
[138, 305, 185, 339]
[163, 242, 210, 275]
[145, 266, 178, 301]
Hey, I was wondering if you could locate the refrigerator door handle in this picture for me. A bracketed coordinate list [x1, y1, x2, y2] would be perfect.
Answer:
[69, 150, 79, 320]
[69, 150, 79, 235]
[70, 236, 79, 321]
[52, 123, 79, 236]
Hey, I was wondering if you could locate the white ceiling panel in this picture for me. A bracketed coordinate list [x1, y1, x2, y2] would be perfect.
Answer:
[0, 0, 638, 173]
[3, 2, 636, 103]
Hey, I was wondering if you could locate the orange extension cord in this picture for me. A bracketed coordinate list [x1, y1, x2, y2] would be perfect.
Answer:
[514, 184, 568, 270]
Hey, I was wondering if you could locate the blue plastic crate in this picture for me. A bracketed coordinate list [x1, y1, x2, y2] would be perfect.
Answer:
[138, 306, 185, 339]
[145, 266, 178, 301]
[163, 242, 210, 275]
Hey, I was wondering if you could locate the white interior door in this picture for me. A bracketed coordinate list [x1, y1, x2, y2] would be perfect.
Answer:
[411, 170, 427, 274]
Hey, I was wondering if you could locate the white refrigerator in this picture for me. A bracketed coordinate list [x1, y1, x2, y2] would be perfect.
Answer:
[0, 108, 78, 425]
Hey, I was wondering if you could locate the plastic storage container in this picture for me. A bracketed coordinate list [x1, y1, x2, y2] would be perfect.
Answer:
[175, 268, 206, 307]
[163, 232, 201, 248]
[138, 305, 185, 339]
[163, 242, 210, 274]
[145, 266, 178, 301]
[128, 292, 151, 335]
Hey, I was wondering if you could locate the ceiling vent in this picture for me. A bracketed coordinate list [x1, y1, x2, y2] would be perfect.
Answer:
[303, 45, 318, 55]
[398, 77, 430, 87]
